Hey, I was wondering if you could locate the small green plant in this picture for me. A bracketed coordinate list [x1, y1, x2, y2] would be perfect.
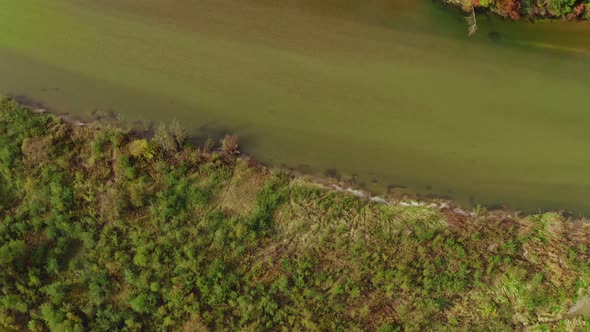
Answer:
[152, 120, 187, 153]
[221, 134, 239, 155]
[169, 119, 186, 147]
[203, 137, 215, 154]
[153, 123, 177, 153]
[127, 139, 149, 158]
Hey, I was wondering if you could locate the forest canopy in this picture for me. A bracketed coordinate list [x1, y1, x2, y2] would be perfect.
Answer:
[447, 0, 589, 20]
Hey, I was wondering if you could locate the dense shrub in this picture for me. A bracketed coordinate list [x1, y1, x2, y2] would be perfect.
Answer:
[448, 0, 589, 20]
[1, 99, 590, 331]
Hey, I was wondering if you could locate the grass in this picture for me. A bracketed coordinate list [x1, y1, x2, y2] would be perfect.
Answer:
[1, 98, 590, 331]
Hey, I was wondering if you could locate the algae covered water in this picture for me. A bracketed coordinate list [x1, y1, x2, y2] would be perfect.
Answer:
[1, 0, 590, 212]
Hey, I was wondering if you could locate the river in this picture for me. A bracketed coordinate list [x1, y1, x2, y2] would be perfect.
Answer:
[1, 0, 590, 213]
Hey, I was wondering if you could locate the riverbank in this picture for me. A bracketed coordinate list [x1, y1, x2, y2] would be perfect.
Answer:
[6, 95, 481, 217]
[4, 0, 590, 215]
[2, 98, 590, 330]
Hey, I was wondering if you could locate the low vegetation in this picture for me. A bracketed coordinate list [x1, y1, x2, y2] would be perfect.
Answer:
[446, 0, 590, 21]
[2, 98, 590, 331]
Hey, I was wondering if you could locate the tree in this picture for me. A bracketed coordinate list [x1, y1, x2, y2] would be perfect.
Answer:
[129, 293, 156, 314]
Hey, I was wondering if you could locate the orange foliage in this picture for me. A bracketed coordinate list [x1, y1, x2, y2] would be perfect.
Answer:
[574, 3, 586, 17]
[496, 0, 521, 19]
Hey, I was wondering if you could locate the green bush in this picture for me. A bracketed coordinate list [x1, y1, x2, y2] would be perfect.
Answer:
[548, 0, 576, 15]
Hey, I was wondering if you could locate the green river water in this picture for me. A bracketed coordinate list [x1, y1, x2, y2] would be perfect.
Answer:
[1, 0, 590, 212]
